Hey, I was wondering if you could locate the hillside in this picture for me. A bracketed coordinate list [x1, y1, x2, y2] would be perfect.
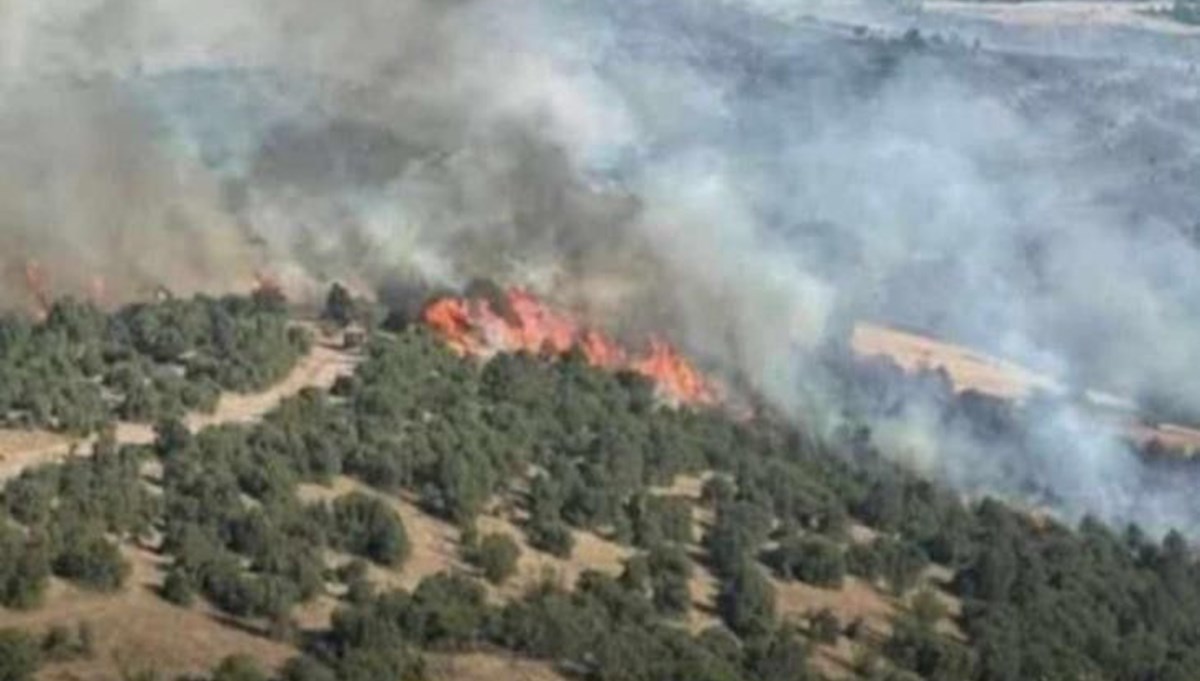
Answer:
[852, 322, 1200, 455]
[0, 289, 1196, 681]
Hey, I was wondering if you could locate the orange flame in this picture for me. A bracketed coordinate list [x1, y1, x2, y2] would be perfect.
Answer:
[421, 287, 717, 406]
[580, 329, 627, 369]
[633, 338, 716, 406]
[422, 297, 477, 356]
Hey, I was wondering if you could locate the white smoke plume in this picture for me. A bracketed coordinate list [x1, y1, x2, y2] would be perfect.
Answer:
[5, 0, 1200, 534]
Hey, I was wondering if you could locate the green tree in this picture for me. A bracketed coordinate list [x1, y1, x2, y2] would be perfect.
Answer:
[910, 588, 946, 629]
[467, 533, 521, 585]
[705, 502, 772, 578]
[716, 562, 776, 638]
[746, 626, 814, 681]
[162, 567, 196, 607]
[0, 629, 39, 681]
[330, 493, 410, 567]
[768, 534, 846, 588]
[647, 544, 693, 617]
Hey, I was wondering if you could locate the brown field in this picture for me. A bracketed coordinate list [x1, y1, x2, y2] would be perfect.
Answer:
[298, 477, 466, 594]
[1127, 422, 1200, 455]
[426, 652, 567, 681]
[10, 546, 295, 681]
[852, 322, 1058, 401]
[853, 322, 1200, 454]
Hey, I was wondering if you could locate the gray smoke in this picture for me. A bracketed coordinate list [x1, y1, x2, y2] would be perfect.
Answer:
[5, 0, 1200, 534]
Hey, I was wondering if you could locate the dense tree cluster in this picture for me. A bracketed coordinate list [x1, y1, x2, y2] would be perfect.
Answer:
[0, 293, 307, 433]
[7, 290, 1200, 681]
[0, 433, 150, 603]
[463, 532, 521, 585]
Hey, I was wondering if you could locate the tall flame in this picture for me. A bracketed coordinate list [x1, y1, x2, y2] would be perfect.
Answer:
[421, 287, 716, 406]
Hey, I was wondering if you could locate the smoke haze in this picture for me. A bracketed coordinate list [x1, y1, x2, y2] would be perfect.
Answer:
[5, 0, 1200, 533]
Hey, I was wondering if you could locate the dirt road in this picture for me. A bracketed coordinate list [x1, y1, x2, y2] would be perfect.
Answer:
[0, 331, 360, 482]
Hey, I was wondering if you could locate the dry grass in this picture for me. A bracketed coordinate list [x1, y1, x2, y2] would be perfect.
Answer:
[852, 323, 1056, 401]
[1, 546, 296, 681]
[298, 477, 465, 596]
[300, 473, 636, 605]
[853, 322, 1200, 454]
[426, 652, 567, 681]
[0, 430, 78, 483]
[470, 507, 634, 602]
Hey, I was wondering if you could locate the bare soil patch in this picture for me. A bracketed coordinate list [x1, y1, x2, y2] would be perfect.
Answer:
[426, 652, 567, 681]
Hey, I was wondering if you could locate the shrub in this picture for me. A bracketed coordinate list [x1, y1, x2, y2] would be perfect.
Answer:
[467, 533, 521, 585]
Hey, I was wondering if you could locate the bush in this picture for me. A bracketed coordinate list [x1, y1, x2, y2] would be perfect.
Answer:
[162, 567, 196, 607]
[52, 534, 129, 592]
[39, 622, 93, 662]
[330, 493, 410, 567]
[404, 572, 489, 647]
[527, 519, 574, 559]
[0, 629, 39, 681]
[279, 656, 338, 681]
[716, 562, 776, 638]
[647, 544, 693, 617]
[467, 533, 521, 585]
[809, 608, 840, 644]
[630, 494, 694, 548]
[768, 535, 846, 588]
[909, 589, 946, 628]
[211, 654, 269, 681]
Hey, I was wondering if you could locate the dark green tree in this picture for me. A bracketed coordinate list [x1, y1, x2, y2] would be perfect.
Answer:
[467, 533, 521, 585]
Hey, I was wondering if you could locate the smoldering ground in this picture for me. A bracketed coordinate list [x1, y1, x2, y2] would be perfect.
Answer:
[5, 0, 1200, 534]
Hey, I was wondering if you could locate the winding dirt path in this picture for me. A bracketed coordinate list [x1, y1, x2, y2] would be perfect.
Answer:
[0, 328, 360, 482]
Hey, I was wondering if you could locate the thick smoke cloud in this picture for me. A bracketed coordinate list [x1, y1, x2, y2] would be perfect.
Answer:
[5, 0, 1200, 533]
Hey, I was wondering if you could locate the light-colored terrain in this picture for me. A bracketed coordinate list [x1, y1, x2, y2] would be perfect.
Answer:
[852, 323, 1058, 401]
[853, 322, 1200, 454]
[426, 653, 567, 681]
[925, 1, 1200, 36]
[11, 546, 297, 681]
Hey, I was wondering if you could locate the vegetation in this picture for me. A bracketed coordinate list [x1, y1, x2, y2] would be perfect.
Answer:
[0, 629, 39, 681]
[327, 493, 410, 567]
[464, 532, 521, 585]
[0, 292, 307, 433]
[5, 288, 1200, 681]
